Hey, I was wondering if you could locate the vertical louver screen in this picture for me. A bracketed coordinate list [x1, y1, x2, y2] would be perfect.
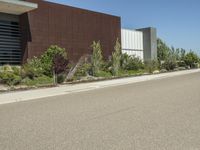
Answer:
[0, 20, 21, 65]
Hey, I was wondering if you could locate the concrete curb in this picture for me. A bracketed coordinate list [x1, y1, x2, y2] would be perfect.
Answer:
[0, 69, 200, 105]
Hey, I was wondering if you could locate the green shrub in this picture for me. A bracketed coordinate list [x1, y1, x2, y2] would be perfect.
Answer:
[11, 66, 21, 76]
[184, 52, 199, 68]
[112, 39, 121, 76]
[193, 63, 199, 68]
[121, 53, 129, 69]
[144, 60, 159, 73]
[121, 54, 144, 71]
[0, 73, 21, 86]
[91, 41, 103, 76]
[20, 77, 33, 86]
[75, 63, 92, 77]
[0, 65, 13, 72]
[161, 52, 177, 71]
[162, 59, 177, 71]
[177, 61, 187, 68]
[22, 57, 43, 79]
[0, 65, 22, 86]
[101, 60, 112, 72]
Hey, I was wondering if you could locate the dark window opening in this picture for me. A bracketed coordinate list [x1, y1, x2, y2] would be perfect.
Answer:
[0, 20, 21, 65]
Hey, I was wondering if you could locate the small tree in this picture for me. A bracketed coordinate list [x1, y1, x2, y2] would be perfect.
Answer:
[91, 41, 103, 76]
[112, 38, 121, 76]
[40, 45, 67, 76]
[157, 38, 171, 62]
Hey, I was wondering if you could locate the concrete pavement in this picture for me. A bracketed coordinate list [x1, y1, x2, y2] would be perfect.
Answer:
[0, 69, 200, 105]
[0, 71, 200, 149]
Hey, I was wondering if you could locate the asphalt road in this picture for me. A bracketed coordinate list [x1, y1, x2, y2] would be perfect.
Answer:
[0, 72, 200, 150]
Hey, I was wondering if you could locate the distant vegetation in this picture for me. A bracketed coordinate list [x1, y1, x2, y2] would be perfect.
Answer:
[157, 38, 200, 71]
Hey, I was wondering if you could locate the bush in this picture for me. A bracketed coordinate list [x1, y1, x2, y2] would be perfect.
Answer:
[193, 63, 199, 68]
[0, 73, 21, 86]
[101, 60, 112, 72]
[22, 57, 44, 79]
[121, 54, 144, 71]
[120, 53, 129, 69]
[12, 66, 21, 76]
[144, 60, 159, 73]
[177, 61, 187, 68]
[161, 52, 177, 71]
[162, 58, 177, 71]
[0, 65, 12, 72]
[75, 63, 92, 77]
[0, 65, 22, 86]
[184, 52, 199, 68]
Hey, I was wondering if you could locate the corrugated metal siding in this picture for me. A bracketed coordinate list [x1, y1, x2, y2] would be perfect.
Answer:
[122, 49, 143, 60]
[121, 29, 144, 60]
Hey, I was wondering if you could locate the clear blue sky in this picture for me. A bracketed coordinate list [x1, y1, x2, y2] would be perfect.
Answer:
[47, 0, 200, 55]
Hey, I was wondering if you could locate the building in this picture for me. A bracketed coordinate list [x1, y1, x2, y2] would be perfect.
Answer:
[121, 29, 144, 60]
[0, 0, 121, 65]
[0, 0, 157, 65]
[137, 27, 157, 61]
[121, 27, 157, 61]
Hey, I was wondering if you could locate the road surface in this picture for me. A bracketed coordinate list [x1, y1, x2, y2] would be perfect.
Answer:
[0, 72, 200, 150]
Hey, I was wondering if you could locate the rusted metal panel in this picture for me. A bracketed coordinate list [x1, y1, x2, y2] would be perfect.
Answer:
[20, 0, 121, 63]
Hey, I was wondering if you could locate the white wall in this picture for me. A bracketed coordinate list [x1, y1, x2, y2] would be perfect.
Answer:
[122, 50, 144, 60]
[121, 29, 144, 60]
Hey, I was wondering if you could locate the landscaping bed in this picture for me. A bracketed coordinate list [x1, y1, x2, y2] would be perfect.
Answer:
[0, 39, 200, 93]
[1, 67, 199, 93]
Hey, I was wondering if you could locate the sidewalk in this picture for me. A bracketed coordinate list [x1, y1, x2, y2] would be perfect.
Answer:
[0, 69, 200, 105]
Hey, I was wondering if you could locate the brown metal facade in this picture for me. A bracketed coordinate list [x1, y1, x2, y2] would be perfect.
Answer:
[19, 0, 121, 63]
